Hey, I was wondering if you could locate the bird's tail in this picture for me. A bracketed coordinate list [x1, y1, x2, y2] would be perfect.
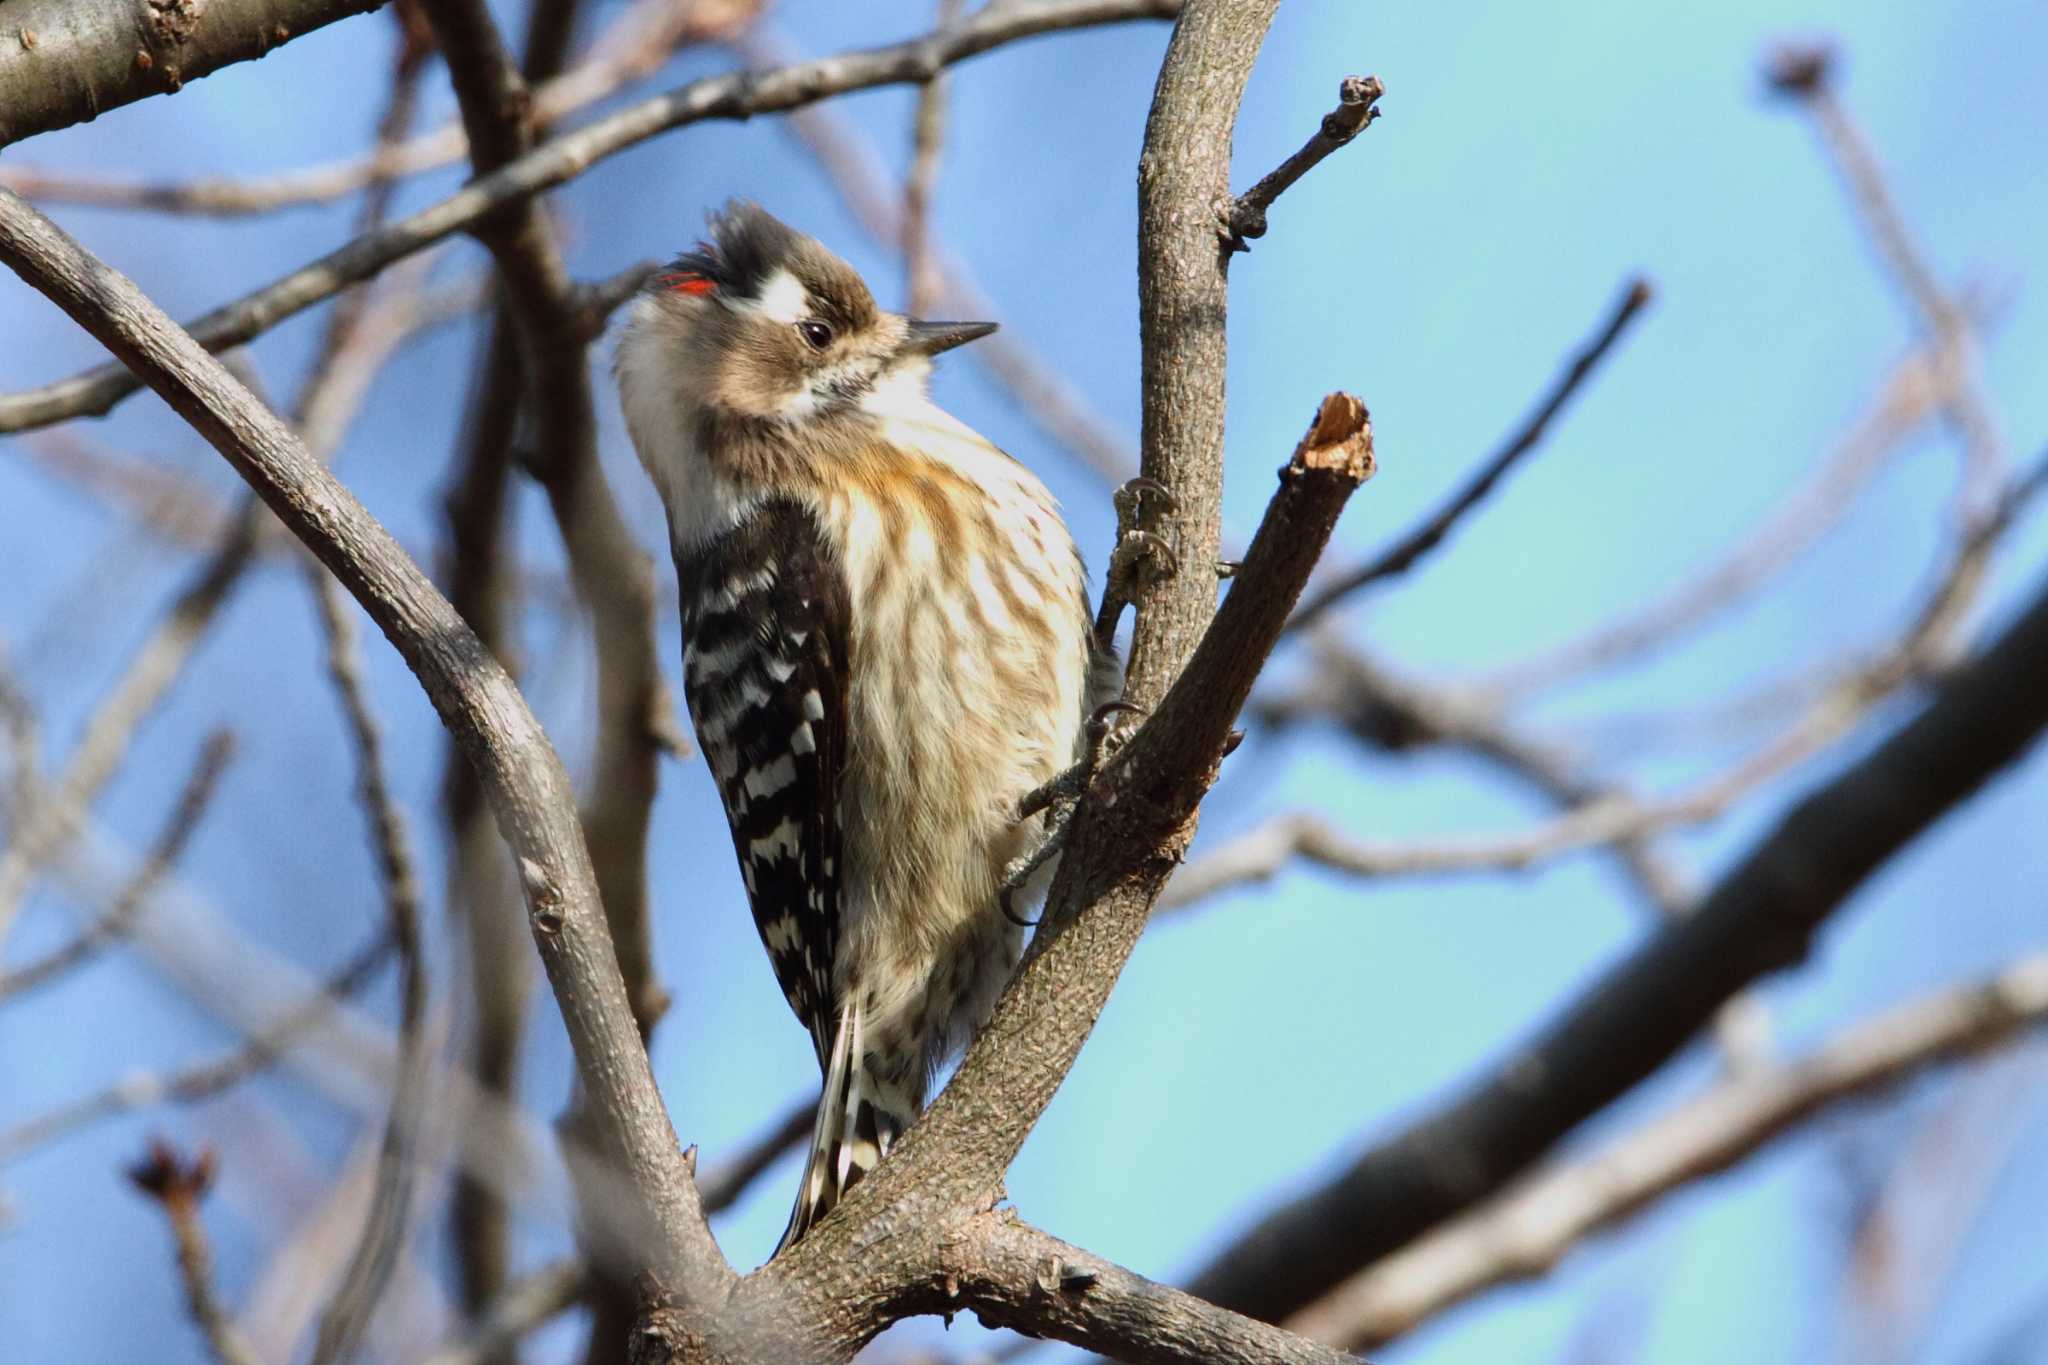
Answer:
[776, 1002, 915, 1254]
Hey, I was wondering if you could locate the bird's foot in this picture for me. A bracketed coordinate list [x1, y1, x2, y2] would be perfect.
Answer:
[1003, 700, 1150, 927]
[1096, 477, 1180, 643]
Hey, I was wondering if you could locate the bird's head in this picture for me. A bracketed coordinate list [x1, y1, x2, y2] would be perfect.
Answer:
[619, 201, 994, 430]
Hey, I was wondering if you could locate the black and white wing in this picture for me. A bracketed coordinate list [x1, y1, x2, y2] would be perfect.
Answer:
[674, 498, 850, 1061]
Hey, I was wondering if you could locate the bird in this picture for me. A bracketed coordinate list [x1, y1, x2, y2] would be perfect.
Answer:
[615, 202, 1114, 1252]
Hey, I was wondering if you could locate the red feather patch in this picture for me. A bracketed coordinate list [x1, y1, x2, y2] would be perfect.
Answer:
[660, 272, 716, 296]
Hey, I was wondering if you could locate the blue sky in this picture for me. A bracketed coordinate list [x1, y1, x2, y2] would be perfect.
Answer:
[2, 2, 2045, 1362]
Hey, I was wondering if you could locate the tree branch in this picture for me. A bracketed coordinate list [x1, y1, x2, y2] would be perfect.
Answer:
[422, 1260, 592, 1365]
[1475, 306, 1964, 700]
[1288, 275, 1652, 632]
[0, 184, 718, 1298]
[0, 0, 1181, 434]
[0, 0, 387, 147]
[419, 0, 668, 1045]
[0, 930, 392, 1165]
[1222, 74, 1383, 250]
[0, 727, 232, 1002]
[305, 570, 433, 1365]
[949, 1214, 1356, 1365]
[1765, 43, 2004, 508]
[1182, 557, 2048, 1325]
[1285, 951, 2048, 1350]
[127, 1140, 264, 1365]
[0, 0, 761, 213]
[902, 0, 964, 319]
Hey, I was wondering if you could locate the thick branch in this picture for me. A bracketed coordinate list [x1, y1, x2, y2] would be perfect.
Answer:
[0, 185, 719, 1299]
[952, 1215, 1355, 1365]
[1287, 952, 2048, 1349]
[1184, 558, 2048, 1325]
[0, 0, 1181, 433]
[0, 0, 387, 147]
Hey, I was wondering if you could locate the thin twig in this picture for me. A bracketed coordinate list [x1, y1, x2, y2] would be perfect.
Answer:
[1284, 951, 2048, 1350]
[0, 932, 393, 1165]
[0, 729, 233, 1003]
[0, 0, 763, 215]
[306, 574, 434, 1365]
[0, 249, 464, 946]
[1288, 276, 1653, 632]
[903, 0, 965, 318]
[1766, 43, 2004, 508]
[1223, 75, 1384, 250]
[1172, 437, 2043, 900]
[128, 1140, 264, 1365]
[0, 509, 258, 942]
[1476, 332, 1968, 699]
[419, 1260, 592, 1365]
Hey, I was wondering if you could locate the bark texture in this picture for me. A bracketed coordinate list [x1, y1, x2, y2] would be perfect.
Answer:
[0, 0, 388, 146]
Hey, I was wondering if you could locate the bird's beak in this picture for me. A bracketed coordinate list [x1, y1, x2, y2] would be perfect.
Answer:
[901, 319, 998, 357]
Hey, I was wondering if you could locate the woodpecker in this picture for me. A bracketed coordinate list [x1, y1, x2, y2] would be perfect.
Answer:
[616, 203, 1111, 1251]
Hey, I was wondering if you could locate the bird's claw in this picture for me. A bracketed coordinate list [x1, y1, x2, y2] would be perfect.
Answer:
[1097, 478, 1181, 643]
[1003, 700, 1151, 927]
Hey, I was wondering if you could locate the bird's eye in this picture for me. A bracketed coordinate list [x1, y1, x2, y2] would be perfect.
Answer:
[798, 320, 834, 350]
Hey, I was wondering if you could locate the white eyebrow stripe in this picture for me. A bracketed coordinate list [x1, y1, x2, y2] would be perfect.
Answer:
[737, 268, 811, 325]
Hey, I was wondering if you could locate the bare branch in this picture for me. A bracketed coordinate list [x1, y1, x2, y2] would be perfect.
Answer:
[0, 728, 232, 1003]
[1288, 276, 1652, 632]
[428, 1097, 812, 1364]
[421, 1260, 592, 1365]
[0, 0, 1181, 435]
[439, 310, 537, 1337]
[0, 0, 761, 214]
[0, 185, 716, 1295]
[1222, 74, 1384, 250]
[950, 1214, 1356, 1365]
[1181, 555, 2048, 1326]
[1251, 640, 1783, 1069]
[1285, 952, 2048, 1350]
[417, 0, 668, 1041]
[903, 0, 965, 319]
[0, 0, 389, 147]
[306, 572, 434, 1365]
[0, 931, 392, 1166]
[1765, 43, 2004, 506]
[128, 1140, 264, 1365]
[0, 506, 258, 941]
[1476, 329, 1959, 699]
